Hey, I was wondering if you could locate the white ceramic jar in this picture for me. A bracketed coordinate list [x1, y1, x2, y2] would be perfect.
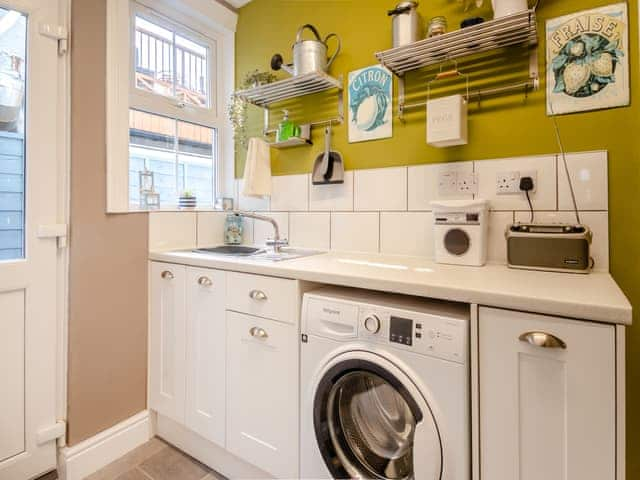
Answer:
[491, 0, 528, 18]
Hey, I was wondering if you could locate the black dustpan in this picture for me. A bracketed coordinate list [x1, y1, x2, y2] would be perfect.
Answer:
[312, 125, 344, 185]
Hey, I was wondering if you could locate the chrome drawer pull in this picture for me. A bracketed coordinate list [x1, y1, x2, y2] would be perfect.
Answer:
[519, 331, 567, 349]
[161, 270, 174, 280]
[198, 276, 213, 287]
[250, 327, 268, 339]
[249, 289, 268, 301]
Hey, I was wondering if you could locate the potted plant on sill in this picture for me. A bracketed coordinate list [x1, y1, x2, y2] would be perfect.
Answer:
[179, 190, 197, 209]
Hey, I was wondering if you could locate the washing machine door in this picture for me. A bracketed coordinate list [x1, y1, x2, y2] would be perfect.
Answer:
[313, 354, 442, 480]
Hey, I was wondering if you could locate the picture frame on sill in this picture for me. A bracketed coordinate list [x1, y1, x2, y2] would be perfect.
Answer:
[546, 3, 629, 115]
[348, 65, 393, 143]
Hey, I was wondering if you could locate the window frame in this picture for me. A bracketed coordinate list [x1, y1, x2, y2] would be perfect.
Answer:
[106, 0, 237, 213]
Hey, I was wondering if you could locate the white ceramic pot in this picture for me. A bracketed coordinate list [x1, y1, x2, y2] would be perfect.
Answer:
[491, 0, 528, 18]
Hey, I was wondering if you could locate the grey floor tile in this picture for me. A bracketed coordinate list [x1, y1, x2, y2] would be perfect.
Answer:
[85, 438, 169, 480]
[114, 468, 151, 480]
[138, 445, 211, 480]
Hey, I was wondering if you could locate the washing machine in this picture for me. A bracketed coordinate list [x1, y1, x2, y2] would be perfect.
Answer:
[300, 286, 470, 480]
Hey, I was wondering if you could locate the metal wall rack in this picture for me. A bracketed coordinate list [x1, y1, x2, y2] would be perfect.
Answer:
[234, 71, 344, 148]
[375, 9, 540, 120]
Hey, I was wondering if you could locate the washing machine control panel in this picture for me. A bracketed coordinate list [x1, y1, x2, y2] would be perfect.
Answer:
[358, 308, 467, 363]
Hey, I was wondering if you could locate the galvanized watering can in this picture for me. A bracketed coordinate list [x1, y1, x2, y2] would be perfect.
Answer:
[271, 24, 341, 76]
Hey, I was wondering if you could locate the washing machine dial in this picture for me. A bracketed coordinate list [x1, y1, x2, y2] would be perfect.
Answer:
[364, 314, 381, 334]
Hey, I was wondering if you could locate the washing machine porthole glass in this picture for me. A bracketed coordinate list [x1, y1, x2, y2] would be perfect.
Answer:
[444, 228, 471, 256]
[328, 371, 416, 480]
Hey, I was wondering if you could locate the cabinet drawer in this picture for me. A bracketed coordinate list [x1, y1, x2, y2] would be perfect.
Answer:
[226, 272, 298, 323]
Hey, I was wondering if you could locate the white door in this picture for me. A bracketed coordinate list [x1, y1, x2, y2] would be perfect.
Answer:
[185, 267, 226, 447]
[0, 0, 65, 479]
[479, 307, 616, 480]
[149, 262, 187, 424]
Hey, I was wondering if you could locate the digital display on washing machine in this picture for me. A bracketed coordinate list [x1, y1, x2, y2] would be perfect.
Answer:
[390, 316, 413, 346]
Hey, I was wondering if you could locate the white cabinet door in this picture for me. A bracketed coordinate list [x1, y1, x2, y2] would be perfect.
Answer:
[185, 267, 226, 447]
[149, 262, 187, 423]
[479, 307, 616, 480]
[226, 311, 299, 479]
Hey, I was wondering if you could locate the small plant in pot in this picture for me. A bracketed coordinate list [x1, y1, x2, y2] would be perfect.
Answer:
[179, 190, 197, 209]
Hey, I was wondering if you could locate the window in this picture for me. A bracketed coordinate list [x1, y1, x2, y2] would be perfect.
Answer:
[0, 8, 26, 260]
[128, 5, 222, 209]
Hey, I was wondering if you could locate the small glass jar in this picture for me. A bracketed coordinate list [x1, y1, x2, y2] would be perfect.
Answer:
[428, 16, 448, 37]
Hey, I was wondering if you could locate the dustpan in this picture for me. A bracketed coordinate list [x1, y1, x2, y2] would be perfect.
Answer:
[312, 125, 344, 185]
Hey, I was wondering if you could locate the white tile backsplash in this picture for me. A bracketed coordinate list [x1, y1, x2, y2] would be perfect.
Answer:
[408, 162, 474, 210]
[331, 213, 379, 253]
[196, 212, 226, 247]
[355, 167, 407, 211]
[380, 212, 434, 258]
[289, 212, 331, 250]
[515, 210, 609, 271]
[558, 151, 608, 211]
[487, 211, 514, 264]
[154, 151, 609, 270]
[237, 179, 270, 211]
[253, 212, 289, 246]
[475, 155, 557, 211]
[271, 174, 309, 211]
[310, 171, 354, 211]
[149, 212, 197, 251]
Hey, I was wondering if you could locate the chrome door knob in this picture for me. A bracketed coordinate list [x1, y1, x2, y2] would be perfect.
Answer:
[364, 315, 381, 334]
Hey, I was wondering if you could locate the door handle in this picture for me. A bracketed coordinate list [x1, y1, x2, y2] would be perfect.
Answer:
[161, 270, 174, 280]
[249, 327, 268, 339]
[249, 290, 268, 301]
[197, 276, 212, 287]
[519, 331, 567, 349]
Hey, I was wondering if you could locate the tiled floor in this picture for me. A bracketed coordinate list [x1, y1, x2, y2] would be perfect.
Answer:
[86, 437, 226, 480]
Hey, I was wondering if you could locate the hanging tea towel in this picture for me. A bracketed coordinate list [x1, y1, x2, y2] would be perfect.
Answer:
[242, 137, 272, 197]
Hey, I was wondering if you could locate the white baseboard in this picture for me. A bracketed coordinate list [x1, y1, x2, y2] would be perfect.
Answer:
[59, 410, 153, 480]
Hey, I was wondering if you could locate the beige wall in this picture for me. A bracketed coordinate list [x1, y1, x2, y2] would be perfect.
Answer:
[67, 0, 149, 445]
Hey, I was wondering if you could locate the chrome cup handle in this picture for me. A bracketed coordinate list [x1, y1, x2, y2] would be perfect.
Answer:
[161, 270, 174, 280]
[198, 276, 213, 287]
[519, 331, 567, 349]
[249, 290, 268, 301]
[250, 327, 268, 339]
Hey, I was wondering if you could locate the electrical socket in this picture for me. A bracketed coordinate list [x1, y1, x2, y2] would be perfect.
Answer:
[438, 171, 478, 195]
[496, 170, 537, 195]
[457, 172, 478, 195]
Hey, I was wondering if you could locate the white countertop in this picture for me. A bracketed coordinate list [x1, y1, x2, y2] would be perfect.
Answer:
[149, 250, 632, 325]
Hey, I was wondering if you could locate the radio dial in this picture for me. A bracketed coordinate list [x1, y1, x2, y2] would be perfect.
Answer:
[364, 315, 381, 334]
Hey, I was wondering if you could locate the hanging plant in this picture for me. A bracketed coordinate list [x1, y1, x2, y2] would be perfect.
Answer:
[228, 70, 277, 150]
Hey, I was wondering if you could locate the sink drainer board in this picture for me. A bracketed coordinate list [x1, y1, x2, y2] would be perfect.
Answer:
[195, 246, 265, 256]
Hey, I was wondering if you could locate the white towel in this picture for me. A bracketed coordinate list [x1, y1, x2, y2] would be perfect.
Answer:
[242, 137, 272, 197]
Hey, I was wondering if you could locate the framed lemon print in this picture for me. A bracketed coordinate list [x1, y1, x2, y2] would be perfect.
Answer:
[348, 65, 393, 143]
[546, 3, 629, 115]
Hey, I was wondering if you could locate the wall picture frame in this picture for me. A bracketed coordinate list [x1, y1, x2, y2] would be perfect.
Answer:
[546, 3, 630, 115]
[348, 65, 393, 143]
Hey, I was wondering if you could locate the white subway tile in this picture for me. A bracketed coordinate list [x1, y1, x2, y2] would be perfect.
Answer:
[148, 212, 197, 251]
[289, 212, 330, 250]
[331, 213, 379, 253]
[408, 162, 474, 210]
[380, 212, 434, 258]
[487, 211, 514, 265]
[558, 151, 608, 211]
[196, 212, 227, 247]
[310, 171, 354, 211]
[271, 174, 309, 211]
[354, 167, 407, 211]
[237, 179, 270, 211]
[253, 212, 289, 246]
[475, 155, 557, 211]
[514, 211, 609, 271]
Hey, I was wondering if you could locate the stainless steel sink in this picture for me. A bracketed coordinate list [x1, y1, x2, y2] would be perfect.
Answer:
[192, 245, 322, 262]
[194, 246, 265, 256]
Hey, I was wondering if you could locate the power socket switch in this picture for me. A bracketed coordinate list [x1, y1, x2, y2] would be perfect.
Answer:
[438, 171, 458, 196]
[496, 170, 537, 195]
[457, 172, 478, 195]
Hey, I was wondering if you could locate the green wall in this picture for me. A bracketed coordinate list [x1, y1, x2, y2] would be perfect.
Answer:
[236, 1, 640, 476]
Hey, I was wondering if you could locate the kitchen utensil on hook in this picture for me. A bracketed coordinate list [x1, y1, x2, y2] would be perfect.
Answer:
[312, 124, 344, 185]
